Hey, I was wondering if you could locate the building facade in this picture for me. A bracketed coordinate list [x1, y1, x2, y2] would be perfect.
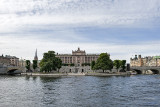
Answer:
[5, 55, 19, 66]
[130, 55, 160, 67]
[19, 58, 26, 67]
[0, 55, 20, 66]
[0, 55, 10, 65]
[56, 48, 100, 66]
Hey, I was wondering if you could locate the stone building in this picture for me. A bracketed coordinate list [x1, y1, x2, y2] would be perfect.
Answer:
[130, 55, 160, 67]
[5, 55, 19, 66]
[19, 58, 26, 67]
[0, 55, 10, 65]
[56, 48, 100, 66]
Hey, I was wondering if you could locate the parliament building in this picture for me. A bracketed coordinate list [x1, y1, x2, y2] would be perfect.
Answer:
[56, 48, 100, 66]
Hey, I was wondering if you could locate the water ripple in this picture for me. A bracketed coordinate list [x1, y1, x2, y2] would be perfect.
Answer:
[0, 75, 160, 107]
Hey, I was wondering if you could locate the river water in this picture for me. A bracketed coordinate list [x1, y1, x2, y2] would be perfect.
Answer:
[0, 75, 160, 107]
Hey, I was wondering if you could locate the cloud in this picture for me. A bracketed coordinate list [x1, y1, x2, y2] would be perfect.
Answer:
[0, 0, 160, 33]
[0, 0, 160, 61]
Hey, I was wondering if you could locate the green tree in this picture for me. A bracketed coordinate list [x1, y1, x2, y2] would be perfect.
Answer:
[94, 53, 113, 72]
[82, 63, 90, 66]
[40, 51, 62, 73]
[26, 60, 31, 72]
[56, 58, 62, 72]
[62, 64, 69, 66]
[70, 63, 75, 66]
[91, 61, 95, 70]
[121, 60, 126, 71]
[113, 60, 121, 72]
[33, 60, 38, 72]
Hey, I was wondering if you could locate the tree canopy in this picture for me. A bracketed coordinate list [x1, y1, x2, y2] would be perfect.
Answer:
[91, 61, 95, 70]
[56, 58, 62, 72]
[82, 63, 90, 66]
[94, 53, 113, 72]
[113, 60, 127, 72]
[33, 60, 38, 71]
[40, 51, 62, 72]
[121, 60, 126, 71]
[113, 60, 121, 72]
[26, 60, 31, 72]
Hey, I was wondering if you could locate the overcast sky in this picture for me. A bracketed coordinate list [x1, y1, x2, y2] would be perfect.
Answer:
[0, 0, 160, 62]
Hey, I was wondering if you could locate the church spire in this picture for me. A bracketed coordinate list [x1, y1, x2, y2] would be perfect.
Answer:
[34, 49, 38, 61]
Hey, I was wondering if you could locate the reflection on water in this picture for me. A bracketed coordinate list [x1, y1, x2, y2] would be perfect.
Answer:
[0, 75, 160, 107]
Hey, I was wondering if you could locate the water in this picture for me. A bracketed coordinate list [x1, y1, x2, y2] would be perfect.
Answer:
[0, 75, 160, 107]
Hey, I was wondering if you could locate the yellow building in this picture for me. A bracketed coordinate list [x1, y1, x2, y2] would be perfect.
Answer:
[130, 55, 160, 67]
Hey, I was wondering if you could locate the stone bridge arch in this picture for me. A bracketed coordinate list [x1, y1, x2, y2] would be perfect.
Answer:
[131, 66, 160, 75]
[7, 69, 18, 74]
[132, 69, 143, 74]
[149, 69, 160, 74]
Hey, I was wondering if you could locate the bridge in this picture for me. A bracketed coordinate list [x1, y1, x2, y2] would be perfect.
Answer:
[130, 66, 160, 74]
[6, 66, 24, 75]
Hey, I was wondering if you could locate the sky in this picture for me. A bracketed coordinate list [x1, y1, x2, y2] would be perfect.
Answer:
[0, 0, 160, 62]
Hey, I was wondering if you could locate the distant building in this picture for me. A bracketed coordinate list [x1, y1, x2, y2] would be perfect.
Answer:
[5, 55, 19, 66]
[56, 47, 103, 66]
[130, 55, 160, 67]
[19, 58, 26, 67]
[0, 55, 10, 65]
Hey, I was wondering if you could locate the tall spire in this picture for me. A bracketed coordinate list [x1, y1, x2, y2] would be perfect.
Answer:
[34, 49, 38, 61]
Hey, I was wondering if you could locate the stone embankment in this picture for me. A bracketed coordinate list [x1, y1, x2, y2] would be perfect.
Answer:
[21, 73, 67, 77]
[86, 72, 130, 76]
[22, 72, 130, 77]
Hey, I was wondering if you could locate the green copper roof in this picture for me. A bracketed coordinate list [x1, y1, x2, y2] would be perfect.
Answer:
[153, 56, 160, 59]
